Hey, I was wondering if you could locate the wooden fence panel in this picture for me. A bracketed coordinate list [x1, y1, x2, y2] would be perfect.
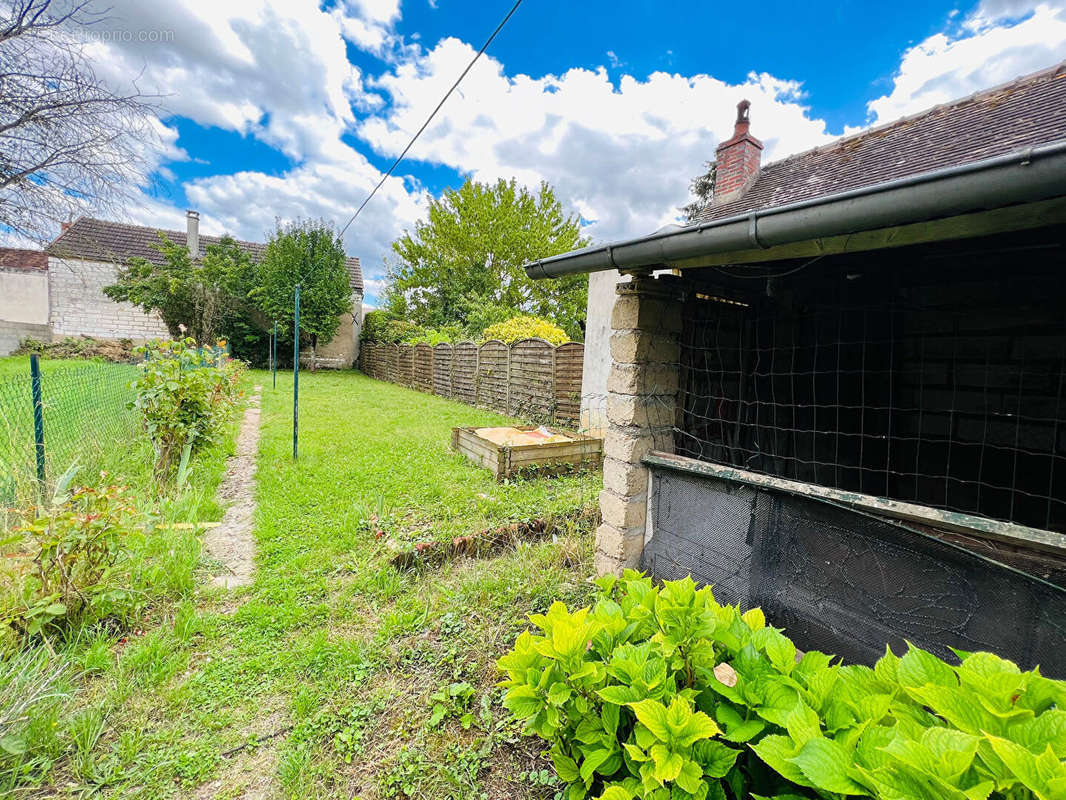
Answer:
[377, 344, 389, 381]
[362, 337, 586, 430]
[386, 343, 400, 383]
[363, 342, 382, 379]
[509, 338, 554, 420]
[553, 342, 584, 427]
[433, 343, 453, 397]
[477, 340, 509, 413]
[359, 341, 371, 374]
[397, 345, 414, 387]
[414, 343, 434, 393]
[452, 341, 477, 405]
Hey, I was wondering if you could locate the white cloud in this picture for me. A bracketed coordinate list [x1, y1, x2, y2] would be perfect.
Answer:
[11, 0, 1066, 306]
[359, 39, 835, 244]
[83, 0, 365, 161]
[866, 2, 1066, 123]
[45, 0, 422, 297]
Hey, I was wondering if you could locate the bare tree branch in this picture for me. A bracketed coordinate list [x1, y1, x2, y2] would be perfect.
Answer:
[0, 0, 159, 244]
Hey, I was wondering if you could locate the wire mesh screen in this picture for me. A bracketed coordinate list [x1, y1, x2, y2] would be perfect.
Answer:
[675, 254, 1066, 533]
[644, 466, 1066, 675]
[0, 361, 140, 505]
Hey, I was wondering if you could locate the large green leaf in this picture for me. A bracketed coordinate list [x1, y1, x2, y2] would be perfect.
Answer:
[548, 682, 572, 706]
[648, 743, 684, 783]
[715, 704, 765, 743]
[0, 735, 27, 756]
[630, 699, 671, 743]
[907, 684, 1004, 737]
[1009, 709, 1066, 757]
[551, 749, 580, 782]
[751, 626, 796, 674]
[601, 701, 621, 737]
[675, 709, 720, 747]
[789, 737, 866, 795]
[504, 685, 543, 719]
[898, 645, 957, 689]
[579, 747, 614, 785]
[598, 685, 643, 706]
[985, 734, 1066, 800]
[675, 759, 704, 794]
[920, 726, 980, 779]
[692, 739, 740, 778]
[751, 735, 809, 787]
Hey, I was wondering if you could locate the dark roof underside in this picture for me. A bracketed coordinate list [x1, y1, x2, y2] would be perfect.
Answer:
[47, 217, 363, 292]
[695, 63, 1066, 223]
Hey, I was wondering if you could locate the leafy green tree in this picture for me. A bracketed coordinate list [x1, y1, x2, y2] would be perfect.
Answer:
[254, 219, 353, 371]
[105, 233, 262, 353]
[385, 178, 590, 340]
[681, 160, 716, 221]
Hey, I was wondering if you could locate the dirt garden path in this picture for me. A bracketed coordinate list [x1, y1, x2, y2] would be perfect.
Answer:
[204, 385, 262, 589]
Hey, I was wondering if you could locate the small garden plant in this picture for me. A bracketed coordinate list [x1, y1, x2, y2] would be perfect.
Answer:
[1, 483, 145, 644]
[498, 570, 1066, 800]
[131, 338, 244, 480]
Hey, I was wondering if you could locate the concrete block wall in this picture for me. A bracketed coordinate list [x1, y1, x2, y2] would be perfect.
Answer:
[595, 275, 683, 575]
[48, 257, 170, 340]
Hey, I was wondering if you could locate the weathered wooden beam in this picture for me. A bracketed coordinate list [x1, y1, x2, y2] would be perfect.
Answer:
[643, 450, 1066, 556]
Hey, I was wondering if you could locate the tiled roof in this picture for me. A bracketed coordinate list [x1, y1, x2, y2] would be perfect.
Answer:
[46, 217, 363, 292]
[0, 248, 48, 271]
[694, 62, 1066, 223]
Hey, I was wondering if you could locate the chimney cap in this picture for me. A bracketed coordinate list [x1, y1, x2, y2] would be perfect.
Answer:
[186, 209, 200, 219]
[736, 99, 751, 125]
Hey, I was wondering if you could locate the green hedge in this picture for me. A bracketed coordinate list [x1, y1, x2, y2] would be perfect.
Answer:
[498, 570, 1066, 800]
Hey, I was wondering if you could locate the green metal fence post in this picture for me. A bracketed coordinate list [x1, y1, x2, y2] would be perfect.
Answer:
[29, 354, 45, 490]
[293, 287, 300, 460]
[273, 320, 278, 390]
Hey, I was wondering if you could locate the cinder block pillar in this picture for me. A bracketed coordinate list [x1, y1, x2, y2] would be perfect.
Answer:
[595, 275, 682, 575]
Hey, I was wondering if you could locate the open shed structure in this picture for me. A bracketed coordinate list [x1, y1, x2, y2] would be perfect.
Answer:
[525, 64, 1066, 674]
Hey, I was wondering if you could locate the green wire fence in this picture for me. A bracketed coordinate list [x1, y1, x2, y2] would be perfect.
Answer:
[0, 360, 141, 507]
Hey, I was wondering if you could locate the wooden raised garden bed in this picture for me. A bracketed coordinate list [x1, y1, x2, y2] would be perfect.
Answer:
[451, 425, 602, 480]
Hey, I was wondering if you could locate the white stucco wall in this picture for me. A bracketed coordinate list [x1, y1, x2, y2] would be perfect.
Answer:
[48, 256, 170, 340]
[0, 268, 49, 325]
[580, 270, 625, 433]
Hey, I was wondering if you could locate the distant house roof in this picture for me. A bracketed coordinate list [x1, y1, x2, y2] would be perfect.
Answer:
[694, 62, 1066, 223]
[0, 248, 48, 271]
[46, 217, 364, 292]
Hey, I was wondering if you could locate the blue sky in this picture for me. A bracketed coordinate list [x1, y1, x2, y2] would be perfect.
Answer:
[53, 0, 1066, 304]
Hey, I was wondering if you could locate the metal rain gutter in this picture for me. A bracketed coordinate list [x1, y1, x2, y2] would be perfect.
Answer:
[524, 140, 1066, 280]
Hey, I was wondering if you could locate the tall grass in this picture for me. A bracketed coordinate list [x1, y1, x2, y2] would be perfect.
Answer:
[0, 355, 249, 791]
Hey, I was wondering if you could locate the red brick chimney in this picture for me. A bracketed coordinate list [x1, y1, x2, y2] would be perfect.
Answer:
[60, 220, 72, 233]
[713, 99, 763, 206]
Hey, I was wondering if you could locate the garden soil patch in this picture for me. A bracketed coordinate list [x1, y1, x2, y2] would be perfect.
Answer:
[388, 506, 599, 571]
[204, 386, 262, 589]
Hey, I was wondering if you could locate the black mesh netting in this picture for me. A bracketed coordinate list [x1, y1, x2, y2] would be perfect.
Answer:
[642, 467, 1066, 676]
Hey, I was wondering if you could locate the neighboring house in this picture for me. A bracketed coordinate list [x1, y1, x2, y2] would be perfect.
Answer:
[0, 249, 51, 355]
[526, 63, 1066, 671]
[0, 211, 365, 366]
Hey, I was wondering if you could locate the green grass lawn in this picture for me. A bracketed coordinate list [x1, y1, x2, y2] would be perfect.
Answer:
[13, 369, 601, 799]
[0, 353, 232, 522]
[0, 354, 105, 378]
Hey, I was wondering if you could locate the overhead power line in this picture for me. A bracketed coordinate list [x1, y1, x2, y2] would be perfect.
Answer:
[339, 0, 525, 237]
